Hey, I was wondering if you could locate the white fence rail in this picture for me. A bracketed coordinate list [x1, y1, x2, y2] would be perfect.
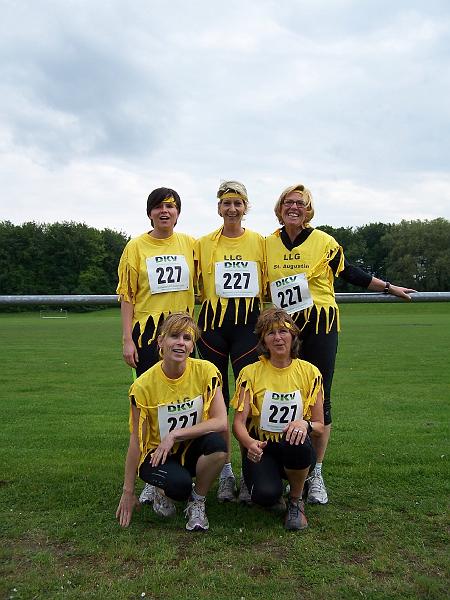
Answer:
[0, 292, 449, 306]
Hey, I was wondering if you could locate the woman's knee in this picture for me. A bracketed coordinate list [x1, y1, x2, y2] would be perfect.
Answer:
[281, 438, 315, 470]
[200, 432, 228, 455]
[164, 471, 192, 501]
[251, 479, 283, 507]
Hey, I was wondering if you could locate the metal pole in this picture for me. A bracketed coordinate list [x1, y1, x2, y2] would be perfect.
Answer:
[0, 292, 449, 306]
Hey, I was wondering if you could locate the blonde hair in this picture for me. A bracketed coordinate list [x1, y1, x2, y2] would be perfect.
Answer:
[217, 180, 249, 214]
[158, 312, 199, 357]
[255, 308, 301, 358]
[274, 183, 315, 226]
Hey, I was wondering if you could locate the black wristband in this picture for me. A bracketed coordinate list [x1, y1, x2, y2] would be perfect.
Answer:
[306, 420, 313, 434]
[384, 281, 391, 294]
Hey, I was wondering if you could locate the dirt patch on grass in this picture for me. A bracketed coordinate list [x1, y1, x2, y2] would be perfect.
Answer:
[256, 539, 286, 560]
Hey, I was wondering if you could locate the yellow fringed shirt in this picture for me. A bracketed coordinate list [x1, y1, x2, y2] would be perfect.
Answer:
[194, 227, 266, 327]
[129, 358, 222, 467]
[265, 228, 344, 333]
[232, 356, 323, 443]
[117, 232, 195, 346]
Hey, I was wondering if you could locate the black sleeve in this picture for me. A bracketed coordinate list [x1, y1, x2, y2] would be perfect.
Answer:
[329, 250, 372, 288]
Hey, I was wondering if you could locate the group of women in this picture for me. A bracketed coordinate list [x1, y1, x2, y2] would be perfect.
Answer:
[116, 181, 414, 532]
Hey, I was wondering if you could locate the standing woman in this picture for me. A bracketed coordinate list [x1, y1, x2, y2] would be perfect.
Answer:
[265, 183, 415, 505]
[116, 313, 227, 532]
[195, 181, 266, 502]
[117, 187, 196, 503]
[117, 187, 195, 376]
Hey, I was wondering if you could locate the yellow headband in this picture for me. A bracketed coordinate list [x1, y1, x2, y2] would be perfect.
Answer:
[162, 197, 176, 204]
[220, 192, 246, 200]
[263, 321, 293, 335]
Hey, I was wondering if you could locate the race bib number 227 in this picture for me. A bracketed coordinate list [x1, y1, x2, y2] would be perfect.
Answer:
[158, 396, 203, 439]
[146, 255, 190, 294]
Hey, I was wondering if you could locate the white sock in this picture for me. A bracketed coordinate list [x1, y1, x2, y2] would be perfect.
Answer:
[220, 462, 234, 479]
[191, 487, 206, 502]
[314, 462, 323, 476]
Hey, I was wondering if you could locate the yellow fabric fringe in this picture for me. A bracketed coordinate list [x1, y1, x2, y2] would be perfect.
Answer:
[232, 362, 323, 443]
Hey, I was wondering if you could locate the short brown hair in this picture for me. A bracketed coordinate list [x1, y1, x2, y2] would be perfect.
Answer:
[146, 187, 181, 226]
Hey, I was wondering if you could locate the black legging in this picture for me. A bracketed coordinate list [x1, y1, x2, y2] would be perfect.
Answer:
[296, 308, 338, 425]
[196, 320, 258, 408]
[132, 315, 164, 377]
[138, 433, 227, 501]
[242, 436, 316, 507]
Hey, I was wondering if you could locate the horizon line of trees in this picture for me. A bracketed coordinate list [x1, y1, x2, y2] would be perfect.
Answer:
[0, 218, 449, 298]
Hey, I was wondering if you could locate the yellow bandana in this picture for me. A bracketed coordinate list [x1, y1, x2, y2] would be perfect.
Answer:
[220, 192, 245, 200]
[262, 321, 293, 337]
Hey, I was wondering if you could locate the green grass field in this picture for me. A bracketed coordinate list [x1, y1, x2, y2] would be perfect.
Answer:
[1, 304, 449, 600]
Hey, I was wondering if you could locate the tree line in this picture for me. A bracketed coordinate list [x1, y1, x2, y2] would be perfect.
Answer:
[0, 218, 448, 298]
[0, 221, 128, 296]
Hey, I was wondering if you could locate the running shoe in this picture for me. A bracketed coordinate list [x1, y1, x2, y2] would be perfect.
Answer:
[284, 498, 308, 531]
[217, 475, 237, 502]
[153, 488, 176, 518]
[238, 478, 252, 505]
[306, 470, 328, 505]
[139, 483, 155, 505]
[185, 499, 209, 532]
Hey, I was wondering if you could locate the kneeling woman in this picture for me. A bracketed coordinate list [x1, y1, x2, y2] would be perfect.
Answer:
[232, 308, 324, 531]
[116, 313, 228, 532]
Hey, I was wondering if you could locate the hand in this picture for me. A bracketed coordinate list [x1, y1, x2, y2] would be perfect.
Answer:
[116, 490, 140, 527]
[123, 339, 139, 368]
[389, 285, 416, 301]
[284, 420, 308, 445]
[247, 440, 267, 463]
[150, 433, 176, 467]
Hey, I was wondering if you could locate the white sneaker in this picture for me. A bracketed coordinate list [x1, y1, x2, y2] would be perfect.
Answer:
[238, 478, 252, 505]
[139, 483, 155, 505]
[185, 499, 209, 531]
[306, 470, 328, 504]
[153, 488, 176, 517]
[217, 476, 237, 502]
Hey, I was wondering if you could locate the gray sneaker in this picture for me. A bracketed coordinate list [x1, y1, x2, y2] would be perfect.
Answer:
[153, 488, 176, 518]
[306, 471, 328, 505]
[185, 499, 209, 531]
[284, 498, 308, 531]
[217, 476, 237, 502]
[139, 483, 155, 505]
[238, 478, 252, 505]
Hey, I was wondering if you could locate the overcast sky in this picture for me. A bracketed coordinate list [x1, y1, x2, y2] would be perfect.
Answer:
[1, 0, 449, 239]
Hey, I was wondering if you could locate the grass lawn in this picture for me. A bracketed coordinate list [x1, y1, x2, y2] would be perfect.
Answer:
[0, 303, 449, 600]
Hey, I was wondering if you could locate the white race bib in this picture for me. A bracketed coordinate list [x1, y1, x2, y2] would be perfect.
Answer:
[270, 273, 313, 314]
[158, 396, 203, 440]
[146, 255, 190, 294]
[215, 260, 259, 298]
[260, 389, 303, 433]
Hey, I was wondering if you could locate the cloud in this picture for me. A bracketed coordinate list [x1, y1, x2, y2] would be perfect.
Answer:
[0, 0, 449, 237]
